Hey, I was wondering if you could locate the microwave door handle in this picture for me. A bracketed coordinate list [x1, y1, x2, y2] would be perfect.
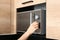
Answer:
[30, 12, 32, 25]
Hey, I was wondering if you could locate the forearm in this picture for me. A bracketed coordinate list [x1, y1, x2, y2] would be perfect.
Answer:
[18, 31, 32, 40]
[18, 21, 39, 40]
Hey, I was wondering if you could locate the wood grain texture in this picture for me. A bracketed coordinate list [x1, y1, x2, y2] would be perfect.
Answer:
[10, 0, 16, 34]
[46, 0, 60, 39]
[0, 0, 16, 35]
[0, 0, 11, 34]
[16, 0, 46, 8]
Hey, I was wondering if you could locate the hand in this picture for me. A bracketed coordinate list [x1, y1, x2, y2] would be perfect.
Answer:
[18, 21, 39, 40]
[26, 21, 39, 34]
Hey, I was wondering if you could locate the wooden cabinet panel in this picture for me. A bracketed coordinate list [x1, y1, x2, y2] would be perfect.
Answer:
[16, 0, 46, 8]
[0, 0, 16, 35]
[10, 0, 16, 34]
[46, 0, 60, 39]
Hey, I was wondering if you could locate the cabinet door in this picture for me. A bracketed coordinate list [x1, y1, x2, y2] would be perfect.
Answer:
[46, 0, 60, 39]
[16, 0, 46, 8]
[0, 0, 16, 35]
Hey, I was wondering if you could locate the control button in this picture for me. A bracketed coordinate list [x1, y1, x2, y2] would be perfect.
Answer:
[35, 15, 39, 20]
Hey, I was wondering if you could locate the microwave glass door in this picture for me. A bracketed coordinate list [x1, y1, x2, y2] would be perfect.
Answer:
[17, 12, 30, 32]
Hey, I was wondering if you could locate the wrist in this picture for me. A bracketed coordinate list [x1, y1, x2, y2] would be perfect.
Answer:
[25, 31, 32, 35]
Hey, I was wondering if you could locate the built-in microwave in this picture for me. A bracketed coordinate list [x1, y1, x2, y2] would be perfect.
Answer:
[17, 9, 46, 35]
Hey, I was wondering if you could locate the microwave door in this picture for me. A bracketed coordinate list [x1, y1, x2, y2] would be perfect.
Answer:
[17, 12, 30, 32]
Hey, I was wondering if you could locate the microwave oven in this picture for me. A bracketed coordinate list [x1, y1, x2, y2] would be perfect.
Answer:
[17, 9, 46, 35]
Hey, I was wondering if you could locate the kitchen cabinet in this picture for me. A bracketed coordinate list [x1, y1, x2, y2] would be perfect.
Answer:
[16, 0, 46, 8]
[0, 0, 16, 35]
[46, 0, 60, 39]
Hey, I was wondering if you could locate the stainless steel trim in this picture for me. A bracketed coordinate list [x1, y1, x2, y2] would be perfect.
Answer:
[30, 12, 32, 25]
